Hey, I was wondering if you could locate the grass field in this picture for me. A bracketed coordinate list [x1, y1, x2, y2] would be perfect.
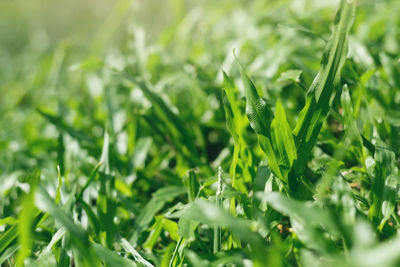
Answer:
[1, 0, 400, 266]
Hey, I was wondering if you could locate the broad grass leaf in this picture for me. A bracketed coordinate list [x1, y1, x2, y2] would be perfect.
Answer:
[237, 62, 273, 137]
[292, 0, 355, 176]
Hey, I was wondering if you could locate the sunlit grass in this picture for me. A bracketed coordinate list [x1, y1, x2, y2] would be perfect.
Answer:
[1, 0, 400, 266]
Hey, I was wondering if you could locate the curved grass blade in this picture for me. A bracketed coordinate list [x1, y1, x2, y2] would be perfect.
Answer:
[120, 238, 154, 267]
[237, 60, 273, 137]
[235, 59, 283, 181]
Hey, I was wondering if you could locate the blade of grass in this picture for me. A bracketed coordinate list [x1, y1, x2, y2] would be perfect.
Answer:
[15, 170, 40, 267]
[270, 100, 297, 180]
[341, 85, 365, 163]
[213, 167, 223, 253]
[235, 59, 283, 181]
[120, 238, 154, 267]
[369, 141, 397, 225]
[292, 0, 355, 176]
[36, 186, 100, 266]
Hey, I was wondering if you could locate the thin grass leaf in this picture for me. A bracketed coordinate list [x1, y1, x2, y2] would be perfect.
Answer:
[0, 245, 19, 266]
[38, 227, 67, 259]
[341, 85, 364, 162]
[37, 108, 94, 146]
[168, 237, 182, 267]
[120, 238, 155, 267]
[183, 170, 200, 203]
[36, 186, 100, 266]
[122, 75, 205, 170]
[55, 165, 62, 204]
[277, 23, 328, 42]
[369, 141, 397, 225]
[222, 90, 239, 144]
[270, 100, 297, 180]
[76, 161, 103, 201]
[0, 226, 18, 259]
[214, 167, 223, 253]
[129, 186, 186, 245]
[92, 242, 137, 267]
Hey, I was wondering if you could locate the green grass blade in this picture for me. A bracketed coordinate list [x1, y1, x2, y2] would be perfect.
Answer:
[237, 60, 273, 137]
[258, 192, 341, 254]
[270, 100, 297, 180]
[341, 85, 364, 162]
[122, 75, 204, 169]
[129, 186, 186, 245]
[16, 170, 40, 267]
[369, 141, 397, 225]
[235, 60, 283, 181]
[213, 167, 223, 253]
[92, 242, 137, 267]
[37, 108, 94, 146]
[0, 226, 18, 258]
[36, 186, 100, 266]
[222, 90, 239, 144]
[292, 0, 355, 175]
[181, 199, 267, 267]
[183, 170, 200, 203]
[120, 238, 154, 267]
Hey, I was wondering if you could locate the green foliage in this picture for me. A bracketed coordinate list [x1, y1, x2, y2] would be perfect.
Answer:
[1, 0, 400, 266]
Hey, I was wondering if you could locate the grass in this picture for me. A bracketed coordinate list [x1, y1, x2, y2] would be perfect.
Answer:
[1, 0, 400, 266]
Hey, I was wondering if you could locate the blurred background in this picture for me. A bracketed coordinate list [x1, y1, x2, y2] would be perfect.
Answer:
[0, 0, 399, 198]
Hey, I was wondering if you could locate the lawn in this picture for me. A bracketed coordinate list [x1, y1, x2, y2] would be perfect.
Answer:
[0, 0, 400, 266]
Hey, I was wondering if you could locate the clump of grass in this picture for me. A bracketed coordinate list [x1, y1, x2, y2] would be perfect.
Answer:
[1, 0, 400, 266]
